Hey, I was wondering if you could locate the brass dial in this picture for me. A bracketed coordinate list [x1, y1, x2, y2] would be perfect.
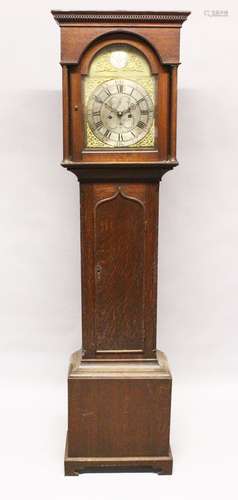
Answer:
[87, 79, 154, 147]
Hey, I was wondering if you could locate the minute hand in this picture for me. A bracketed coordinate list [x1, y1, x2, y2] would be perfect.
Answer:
[121, 103, 137, 115]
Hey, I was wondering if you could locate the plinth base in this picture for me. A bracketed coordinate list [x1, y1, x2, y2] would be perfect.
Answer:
[65, 350, 173, 476]
[65, 434, 173, 475]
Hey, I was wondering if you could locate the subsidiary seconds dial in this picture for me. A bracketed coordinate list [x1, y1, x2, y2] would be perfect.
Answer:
[87, 79, 154, 147]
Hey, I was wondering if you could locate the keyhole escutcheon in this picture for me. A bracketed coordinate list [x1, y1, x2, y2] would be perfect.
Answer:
[96, 264, 102, 280]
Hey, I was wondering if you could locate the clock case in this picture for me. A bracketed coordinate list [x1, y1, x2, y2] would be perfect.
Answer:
[52, 10, 190, 475]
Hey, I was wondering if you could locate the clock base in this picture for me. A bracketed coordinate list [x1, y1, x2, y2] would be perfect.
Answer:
[65, 350, 172, 476]
[64, 435, 173, 475]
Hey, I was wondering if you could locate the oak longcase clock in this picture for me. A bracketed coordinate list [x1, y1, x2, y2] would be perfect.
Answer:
[52, 9, 190, 475]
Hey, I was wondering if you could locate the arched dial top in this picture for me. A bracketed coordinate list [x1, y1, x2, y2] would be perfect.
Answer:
[87, 79, 154, 147]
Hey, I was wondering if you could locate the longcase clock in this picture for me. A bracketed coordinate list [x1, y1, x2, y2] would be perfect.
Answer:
[52, 9, 190, 475]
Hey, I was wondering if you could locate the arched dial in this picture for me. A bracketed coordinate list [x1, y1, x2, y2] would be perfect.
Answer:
[87, 79, 154, 147]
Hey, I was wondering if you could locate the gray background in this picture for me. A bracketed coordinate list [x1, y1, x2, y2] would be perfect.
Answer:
[0, 1, 237, 499]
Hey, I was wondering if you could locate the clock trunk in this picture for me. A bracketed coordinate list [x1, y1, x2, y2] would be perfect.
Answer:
[80, 182, 158, 361]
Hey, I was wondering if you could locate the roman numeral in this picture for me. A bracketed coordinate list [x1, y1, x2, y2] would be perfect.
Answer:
[104, 129, 111, 139]
[137, 97, 145, 105]
[141, 110, 149, 115]
[116, 82, 123, 94]
[104, 87, 111, 97]
[95, 120, 103, 129]
[93, 111, 100, 116]
[94, 96, 103, 103]
[137, 121, 146, 129]
[118, 133, 123, 142]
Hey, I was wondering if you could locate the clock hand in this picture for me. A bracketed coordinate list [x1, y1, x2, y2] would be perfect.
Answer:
[121, 103, 137, 115]
[104, 103, 117, 113]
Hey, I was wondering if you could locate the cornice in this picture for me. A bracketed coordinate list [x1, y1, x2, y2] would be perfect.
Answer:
[52, 10, 191, 26]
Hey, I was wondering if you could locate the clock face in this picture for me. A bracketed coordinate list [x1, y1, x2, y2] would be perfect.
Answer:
[87, 79, 154, 148]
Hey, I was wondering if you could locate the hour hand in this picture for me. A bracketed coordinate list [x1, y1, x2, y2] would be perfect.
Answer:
[104, 103, 117, 113]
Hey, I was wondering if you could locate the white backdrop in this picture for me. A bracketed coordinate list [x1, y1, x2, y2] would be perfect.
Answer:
[0, 1, 238, 499]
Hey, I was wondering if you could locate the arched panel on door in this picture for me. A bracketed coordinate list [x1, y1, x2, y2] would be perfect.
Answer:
[95, 189, 145, 353]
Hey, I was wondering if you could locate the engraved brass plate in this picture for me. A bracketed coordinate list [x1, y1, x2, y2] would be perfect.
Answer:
[84, 44, 156, 149]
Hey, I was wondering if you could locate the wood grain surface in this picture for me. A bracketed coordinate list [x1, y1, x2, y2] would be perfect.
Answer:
[80, 183, 158, 361]
[66, 350, 172, 475]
